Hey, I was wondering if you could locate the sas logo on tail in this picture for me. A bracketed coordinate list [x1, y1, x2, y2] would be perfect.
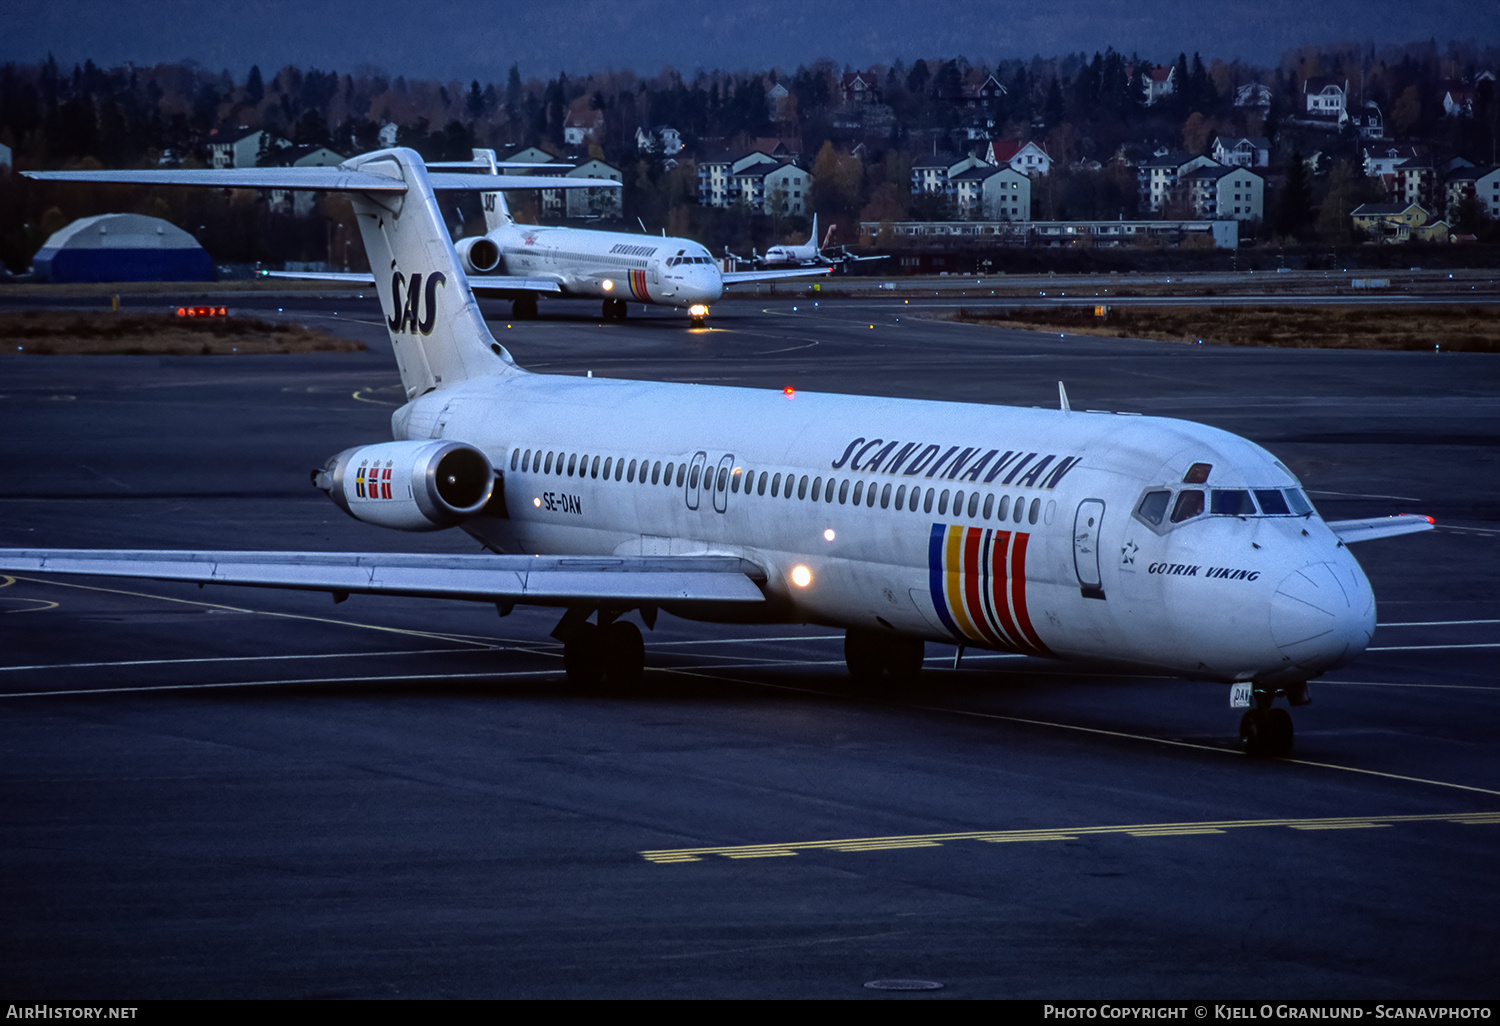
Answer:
[387, 271, 446, 334]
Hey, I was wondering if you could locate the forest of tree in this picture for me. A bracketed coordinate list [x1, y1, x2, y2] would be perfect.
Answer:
[2, 37, 1498, 273]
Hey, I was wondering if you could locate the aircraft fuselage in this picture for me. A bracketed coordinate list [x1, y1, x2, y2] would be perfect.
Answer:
[489, 224, 723, 309]
[396, 372, 1374, 688]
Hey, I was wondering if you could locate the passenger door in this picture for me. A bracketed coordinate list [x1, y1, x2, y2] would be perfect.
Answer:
[1074, 498, 1105, 598]
[685, 451, 708, 511]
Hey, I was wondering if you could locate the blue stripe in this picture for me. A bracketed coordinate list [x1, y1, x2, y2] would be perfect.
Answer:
[927, 523, 963, 640]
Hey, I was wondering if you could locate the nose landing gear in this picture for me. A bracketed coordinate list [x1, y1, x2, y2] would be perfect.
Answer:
[602, 298, 628, 321]
[1238, 682, 1307, 758]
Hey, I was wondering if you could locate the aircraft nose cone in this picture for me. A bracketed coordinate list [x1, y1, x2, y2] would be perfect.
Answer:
[1270, 560, 1375, 672]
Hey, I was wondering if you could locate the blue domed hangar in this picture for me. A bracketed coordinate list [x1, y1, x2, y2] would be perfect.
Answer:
[33, 213, 213, 283]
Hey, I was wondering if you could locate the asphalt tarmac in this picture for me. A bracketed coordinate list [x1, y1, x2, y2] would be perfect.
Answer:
[1, 293, 1497, 999]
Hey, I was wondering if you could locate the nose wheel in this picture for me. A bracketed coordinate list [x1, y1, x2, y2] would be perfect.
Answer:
[1239, 707, 1294, 758]
[603, 298, 628, 321]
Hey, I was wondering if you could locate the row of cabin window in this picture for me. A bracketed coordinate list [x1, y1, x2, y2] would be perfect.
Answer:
[510, 447, 1043, 525]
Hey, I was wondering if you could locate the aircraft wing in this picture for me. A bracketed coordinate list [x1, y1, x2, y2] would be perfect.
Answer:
[24, 169, 616, 193]
[0, 550, 767, 605]
[261, 270, 563, 293]
[721, 267, 833, 286]
[1326, 515, 1435, 543]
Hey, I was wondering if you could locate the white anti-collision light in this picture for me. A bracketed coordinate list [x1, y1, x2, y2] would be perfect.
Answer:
[790, 565, 813, 588]
[533, 497, 541, 507]
[823, 529, 835, 541]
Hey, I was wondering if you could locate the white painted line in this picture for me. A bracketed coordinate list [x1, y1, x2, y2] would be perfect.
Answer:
[1368, 643, 1500, 651]
[0, 647, 499, 673]
[1379, 619, 1500, 627]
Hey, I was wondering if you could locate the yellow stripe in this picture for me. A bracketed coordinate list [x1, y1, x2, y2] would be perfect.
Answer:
[943, 526, 980, 642]
[640, 810, 1500, 863]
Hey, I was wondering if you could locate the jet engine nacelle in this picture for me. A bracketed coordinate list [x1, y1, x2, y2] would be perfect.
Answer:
[455, 235, 502, 275]
[315, 440, 495, 531]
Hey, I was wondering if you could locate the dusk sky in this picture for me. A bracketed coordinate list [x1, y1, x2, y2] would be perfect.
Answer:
[6, 0, 1498, 83]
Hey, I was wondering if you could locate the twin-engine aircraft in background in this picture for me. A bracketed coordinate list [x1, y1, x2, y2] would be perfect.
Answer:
[745, 214, 887, 272]
[275, 148, 828, 327]
[6, 148, 1434, 757]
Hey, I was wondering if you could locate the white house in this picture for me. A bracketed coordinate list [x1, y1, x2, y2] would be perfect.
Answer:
[1181, 164, 1264, 221]
[1443, 165, 1500, 221]
[564, 158, 623, 218]
[208, 126, 287, 169]
[1303, 77, 1348, 117]
[1137, 151, 1217, 213]
[1142, 66, 1176, 106]
[563, 108, 603, 147]
[985, 139, 1052, 176]
[1211, 137, 1270, 169]
[1234, 83, 1272, 109]
[949, 164, 1030, 221]
[762, 163, 811, 218]
[635, 125, 683, 155]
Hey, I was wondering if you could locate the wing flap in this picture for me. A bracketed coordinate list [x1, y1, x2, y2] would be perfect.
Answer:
[722, 267, 833, 285]
[0, 550, 766, 604]
[1326, 515, 1435, 543]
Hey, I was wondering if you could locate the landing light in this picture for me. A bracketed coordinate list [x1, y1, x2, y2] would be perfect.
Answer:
[823, 529, 835, 542]
[602, 279, 614, 291]
[790, 565, 813, 588]
[689, 304, 709, 318]
[533, 497, 541, 507]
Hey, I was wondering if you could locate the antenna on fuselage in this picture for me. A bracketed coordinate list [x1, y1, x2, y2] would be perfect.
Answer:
[1058, 381, 1071, 413]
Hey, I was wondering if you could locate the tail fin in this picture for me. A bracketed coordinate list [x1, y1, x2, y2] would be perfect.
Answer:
[466, 148, 516, 233]
[818, 216, 837, 251]
[344, 149, 518, 398]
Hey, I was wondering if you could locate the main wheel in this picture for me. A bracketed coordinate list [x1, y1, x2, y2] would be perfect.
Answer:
[512, 295, 538, 320]
[600, 620, 645, 686]
[563, 622, 601, 686]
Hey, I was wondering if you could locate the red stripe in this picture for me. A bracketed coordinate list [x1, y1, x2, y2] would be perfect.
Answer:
[987, 530, 1024, 653]
[961, 527, 1005, 648]
[1009, 533, 1050, 655]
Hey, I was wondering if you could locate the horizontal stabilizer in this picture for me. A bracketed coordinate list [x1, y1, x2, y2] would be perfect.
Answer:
[262, 270, 563, 293]
[0, 549, 767, 604]
[1327, 515, 1435, 543]
[24, 168, 617, 193]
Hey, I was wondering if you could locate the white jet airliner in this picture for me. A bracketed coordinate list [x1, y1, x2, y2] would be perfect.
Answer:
[277, 148, 828, 327]
[6, 147, 1433, 757]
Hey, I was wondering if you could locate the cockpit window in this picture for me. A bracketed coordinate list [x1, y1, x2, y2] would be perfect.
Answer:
[1254, 489, 1291, 515]
[1183, 462, 1212, 484]
[1285, 489, 1315, 516]
[1136, 490, 1171, 526]
[1171, 490, 1205, 523]
[1210, 489, 1256, 516]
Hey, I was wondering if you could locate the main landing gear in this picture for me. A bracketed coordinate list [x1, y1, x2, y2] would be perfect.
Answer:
[554, 608, 646, 686]
[602, 298, 628, 321]
[1238, 681, 1310, 758]
[511, 294, 538, 320]
[844, 627, 925, 684]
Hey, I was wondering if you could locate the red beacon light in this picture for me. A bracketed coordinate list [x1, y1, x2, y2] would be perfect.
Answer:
[782, 386, 795, 399]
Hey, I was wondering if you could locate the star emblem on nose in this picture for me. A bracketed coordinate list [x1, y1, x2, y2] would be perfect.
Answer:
[1121, 540, 1138, 565]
